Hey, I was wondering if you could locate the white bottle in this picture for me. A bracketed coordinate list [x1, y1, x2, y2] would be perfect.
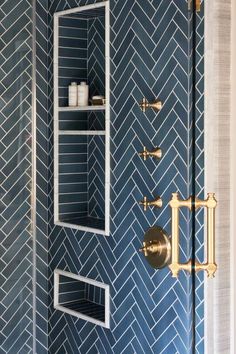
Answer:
[68, 82, 77, 106]
[77, 82, 89, 107]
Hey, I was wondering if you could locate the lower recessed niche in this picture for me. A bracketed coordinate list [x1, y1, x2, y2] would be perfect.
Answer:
[54, 269, 110, 328]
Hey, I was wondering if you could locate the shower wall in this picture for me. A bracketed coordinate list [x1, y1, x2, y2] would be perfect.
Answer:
[48, 1, 204, 354]
[0, 0, 49, 353]
[0, 1, 33, 352]
[0, 0, 204, 353]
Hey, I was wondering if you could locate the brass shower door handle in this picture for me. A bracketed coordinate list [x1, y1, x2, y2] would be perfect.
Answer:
[169, 192, 217, 278]
[194, 193, 217, 278]
[169, 193, 192, 277]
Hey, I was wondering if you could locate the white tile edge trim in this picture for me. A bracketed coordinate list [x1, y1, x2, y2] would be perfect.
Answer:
[55, 221, 108, 236]
[54, 269, 110, 329]
[58, 130, 105, 135]
[104, 0, 110, 236]
[58, 106, 105, 111]
[54, 2, 107, 17]
[54, 14, 59, 223]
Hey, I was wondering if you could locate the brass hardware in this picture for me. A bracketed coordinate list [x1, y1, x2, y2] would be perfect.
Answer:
[188, 0, 201, 12]
[139, 146, 162, 161]
[139, 196, 163, 212]
[169, 193, 192, 277]
[139, 226, 171, 269]
[196, 0, 201, 12]
[169, 192, 217, 278]
[139, 98, 162, 113]
[194, 193, 217, 278]
[139, 192, 217, 277]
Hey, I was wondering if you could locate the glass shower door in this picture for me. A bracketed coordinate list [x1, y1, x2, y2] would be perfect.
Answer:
[193, 1, 233, 353]
[138, 1, 226, 352]
[137, 1, 198, 353]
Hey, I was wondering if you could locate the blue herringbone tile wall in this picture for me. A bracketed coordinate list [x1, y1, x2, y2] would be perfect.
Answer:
[0, 0, 50, 352]
[59, 134, 88, 221]
[87, 15, 106, 221]
[87, 15, 105, 98]
[47, 1, 204, 353]
[58, 17, 88, 108]
[0, 0, 205, 353]
[0, 1, 33, 353]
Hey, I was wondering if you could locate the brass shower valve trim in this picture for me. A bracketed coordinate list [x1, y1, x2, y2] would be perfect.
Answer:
[139, 146, 162, 161]
[139, 196, 163, 212]
[139, 227, 171, 269]
[139, 98, 162, 113]
[140, 241, 161, 257]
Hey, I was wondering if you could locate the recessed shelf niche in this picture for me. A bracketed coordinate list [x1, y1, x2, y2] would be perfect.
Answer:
[54, 2, 110, 235]
[54, 269, 110, 328]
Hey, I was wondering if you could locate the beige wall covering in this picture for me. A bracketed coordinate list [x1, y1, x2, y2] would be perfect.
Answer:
[231, 0, 236, 351]
[205, 0, 234, 353]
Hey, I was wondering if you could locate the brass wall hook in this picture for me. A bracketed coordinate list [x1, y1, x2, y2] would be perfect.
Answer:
[139, 146, 162, 161]
[139, 196, 163, 211]
[139, 98, 162, 113]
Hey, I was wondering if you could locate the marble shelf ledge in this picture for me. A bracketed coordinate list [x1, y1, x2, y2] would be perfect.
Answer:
[58, 105, 105, 112]
[58, 130, 105, 135]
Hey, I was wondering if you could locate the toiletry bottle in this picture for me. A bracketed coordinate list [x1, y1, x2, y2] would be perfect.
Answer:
[78, 82, 89, 107]
[68, 82, 77, 106]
